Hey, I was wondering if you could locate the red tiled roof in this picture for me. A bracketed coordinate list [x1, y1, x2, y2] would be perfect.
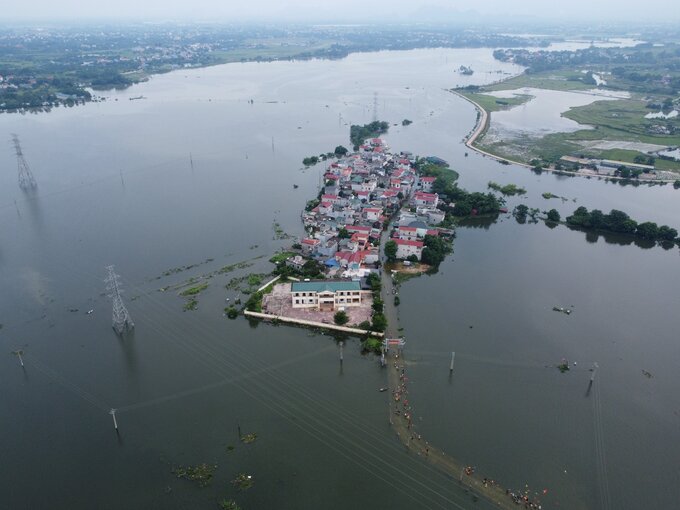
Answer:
[414, 191, 437, 201]
[394, 239, 423, 247]
[346, 225, 371, 232]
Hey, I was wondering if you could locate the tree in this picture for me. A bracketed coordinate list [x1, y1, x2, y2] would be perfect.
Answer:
[334, 310, 349, 325]
[371, 313, 387, 332]
[546, 209, 561, 222]
[302, 260, 323, 278]
[337, 227, 350, 239]
[366, 273, 381, 294]
[384, 240, 398, 262]
[514, 204, 529, 223]
[658, 225, 678, 241]
[617, 166, 631, 178]
[605, 209, 637, 233]
[407, 254, 419, 263]
[421, 235, 450, 267]
[334, 145, 348, 157]
[636, 221, 659, 239]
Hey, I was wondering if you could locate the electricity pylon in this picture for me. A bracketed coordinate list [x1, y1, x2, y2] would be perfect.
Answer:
[105, 266, 134, 335]
[11, 134, 37, 189]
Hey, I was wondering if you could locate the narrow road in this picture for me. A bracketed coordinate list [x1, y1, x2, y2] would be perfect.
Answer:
[378, 220, 548, 510]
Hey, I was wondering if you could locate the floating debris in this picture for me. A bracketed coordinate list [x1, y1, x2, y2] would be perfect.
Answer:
[240, 432, 257, 444]
[172, 463, 217, 487]
[642, 370, 653, 378]
[557, 361, 570, 373]
[220, 500, 241, 510]
[231, 473, 254, 490]
[552, 306, 572, 315]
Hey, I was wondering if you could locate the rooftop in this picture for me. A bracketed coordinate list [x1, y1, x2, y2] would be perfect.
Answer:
[291, 280, 361, 293]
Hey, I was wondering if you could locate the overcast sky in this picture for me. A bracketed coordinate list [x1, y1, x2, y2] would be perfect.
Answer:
[5, 0, 679, 23]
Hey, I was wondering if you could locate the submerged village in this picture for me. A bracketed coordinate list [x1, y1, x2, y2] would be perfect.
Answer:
[242, 135, 550, 509]
[244, 136, 459, 340]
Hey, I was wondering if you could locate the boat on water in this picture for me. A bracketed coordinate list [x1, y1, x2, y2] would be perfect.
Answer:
[379, 387, 388, 392]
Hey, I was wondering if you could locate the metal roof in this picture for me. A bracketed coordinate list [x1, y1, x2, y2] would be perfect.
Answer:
[291, 281, 361, 293]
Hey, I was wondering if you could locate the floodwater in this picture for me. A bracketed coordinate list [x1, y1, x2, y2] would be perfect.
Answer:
[485, 87, 629, 139]
[1, 47, 679, 510]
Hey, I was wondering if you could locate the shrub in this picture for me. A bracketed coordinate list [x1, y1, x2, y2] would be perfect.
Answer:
[334, 311, 349, 325]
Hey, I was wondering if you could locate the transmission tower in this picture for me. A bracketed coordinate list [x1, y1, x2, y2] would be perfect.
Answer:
[105, 265, 134, 335]
[11, 134, 37, 189]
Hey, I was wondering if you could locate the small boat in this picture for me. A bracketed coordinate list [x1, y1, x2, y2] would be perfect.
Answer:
[379, 387, 388, 392]
[86, 309, 94, 314]
[293, 184, 299, 189]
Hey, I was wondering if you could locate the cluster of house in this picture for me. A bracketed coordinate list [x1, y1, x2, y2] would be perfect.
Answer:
[288, 138, 449, 278]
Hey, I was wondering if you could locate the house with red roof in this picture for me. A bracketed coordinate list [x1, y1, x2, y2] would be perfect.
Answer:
[321, 194, 341, 204]
[301, 238, 321, 256]
[363, 207, 382, 222]
[419, 176, 436, 192]
[413, 191, 439, 208]
[394, 239, 424, 261]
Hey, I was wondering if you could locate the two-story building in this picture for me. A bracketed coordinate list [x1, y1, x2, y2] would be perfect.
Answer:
[291, 280, 365, 311]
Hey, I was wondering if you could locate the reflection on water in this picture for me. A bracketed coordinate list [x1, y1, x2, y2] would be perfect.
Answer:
[486, 87, 629, 139]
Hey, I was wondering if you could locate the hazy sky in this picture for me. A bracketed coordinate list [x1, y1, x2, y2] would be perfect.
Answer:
[4, 0, 679, 22]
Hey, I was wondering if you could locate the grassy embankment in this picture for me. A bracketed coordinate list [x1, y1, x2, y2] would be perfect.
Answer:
[463, 69, 680, 173]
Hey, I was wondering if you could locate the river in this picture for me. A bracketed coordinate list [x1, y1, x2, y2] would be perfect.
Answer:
[1, 47, 678, 510]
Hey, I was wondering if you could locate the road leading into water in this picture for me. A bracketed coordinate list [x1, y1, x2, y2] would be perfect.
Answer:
[379, 225, 548, 510]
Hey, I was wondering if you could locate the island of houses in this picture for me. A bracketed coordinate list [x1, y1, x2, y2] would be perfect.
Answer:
[255, 137, 454, 332]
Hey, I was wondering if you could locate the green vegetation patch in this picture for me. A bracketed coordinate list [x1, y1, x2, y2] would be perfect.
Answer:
[269, 251, 297, 264]
[487, 181, 526, 196]
[179, 282, 209, 297]
[231, 473, 254, 491]
[217, 260, 256, 275]
[240, 432, 258, 444]
[220, 499, 242, 510]
[484, 69, 597, 92]
[460, 91, 532, 112]
[566, 206, 679, 243]
[172, 463, 217, 487]
[362, 337, 383, 354]
[350, 121, 389, 150]
[183, 298, 199, 311]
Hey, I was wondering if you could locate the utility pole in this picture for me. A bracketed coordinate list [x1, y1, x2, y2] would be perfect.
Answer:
[11, 134, 37, 189]
[189, 152, 194, 173]
[105, 266, 134, 335]
[450, 352, 455, 373]
[119, 169, 125, 187]
[591, 362, 598, 383]
[339, 340, 344, 364]
[12, 350, 24, 367]
[109, 409, 119, 431]
[14, 199, 21, 217]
